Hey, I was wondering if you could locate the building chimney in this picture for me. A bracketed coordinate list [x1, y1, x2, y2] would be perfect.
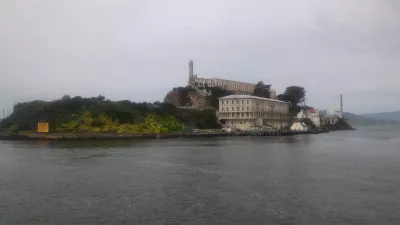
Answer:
[340, 94, 343, 118]
[189, 60, 194, 78]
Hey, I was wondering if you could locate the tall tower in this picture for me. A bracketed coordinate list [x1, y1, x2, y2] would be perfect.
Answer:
[189, 60, 194, 77]
[340, 94, 343, 118]
[188, 60, 194, 86]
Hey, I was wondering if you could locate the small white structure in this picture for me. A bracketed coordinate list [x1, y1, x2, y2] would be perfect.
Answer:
[291, 122, 308, 131]
[222, 127, 232, 132]
[322, 115, 339, 125]
[297, 108, 321, 127]
[327, 109, 343, 118]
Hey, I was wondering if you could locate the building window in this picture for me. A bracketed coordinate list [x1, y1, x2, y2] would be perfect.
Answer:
[237, 107, 239, 111]
[242, 107, 244, 110]
[237, 100, 239, 104]
[242, 100, 244, 104]
[221, 100, 224, 104]
[222, 107, 224, 111]
[247, 100, 249, 104]
[247, 107, 249, 110]
[232, 107, 234, 110]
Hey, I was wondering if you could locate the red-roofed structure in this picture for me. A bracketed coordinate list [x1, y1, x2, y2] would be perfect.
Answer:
[306, 108, 316, 114]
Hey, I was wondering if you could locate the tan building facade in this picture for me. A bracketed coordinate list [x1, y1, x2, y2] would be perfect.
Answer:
[188, 60, 277, 99]
[216, 95, 291, 130]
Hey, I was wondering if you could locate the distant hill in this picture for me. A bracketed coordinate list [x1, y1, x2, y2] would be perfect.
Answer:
[362, 111, 400, 123]
[320, 110, 399, 125]
[343, 112, 389, 126]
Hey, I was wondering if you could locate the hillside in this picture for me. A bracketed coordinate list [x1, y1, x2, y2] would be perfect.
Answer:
[320, 110, 399, 125]
[362, 111, 400, 123]
[0, 95, 221, 132]
[164, 87, 211, 109]
[164, 86, 234, 109]
[343, 112, 384, 125]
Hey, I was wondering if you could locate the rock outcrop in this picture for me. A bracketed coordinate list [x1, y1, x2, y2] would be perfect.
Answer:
[164, 87, 211, 109]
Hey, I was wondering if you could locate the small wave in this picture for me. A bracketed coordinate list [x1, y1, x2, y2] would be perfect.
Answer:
[68, 152, 109, 159]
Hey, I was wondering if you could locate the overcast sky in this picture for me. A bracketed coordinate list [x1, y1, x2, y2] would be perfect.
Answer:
[1, 0, 399, 115]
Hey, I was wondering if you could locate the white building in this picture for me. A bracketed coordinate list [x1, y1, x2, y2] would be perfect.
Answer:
[297, 108, 321, 127]
[327, 109, 343, 118]
[188, 60, 277, 99]
[322, 115, 339, 125]
[290, 122, 308, 131]
[216, 95, 291, 130]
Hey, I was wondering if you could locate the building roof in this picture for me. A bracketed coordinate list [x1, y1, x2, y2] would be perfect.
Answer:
[307, 108, 316, 113]
[322, 114, 339, 119]
[208, 77, 256, 85]
[218, 94, 289, 104]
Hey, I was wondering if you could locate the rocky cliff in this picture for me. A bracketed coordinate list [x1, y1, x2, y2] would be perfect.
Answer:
[164, 87, 211, 109]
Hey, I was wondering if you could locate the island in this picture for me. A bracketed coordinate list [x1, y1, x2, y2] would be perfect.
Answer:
[0, 61, 355, 140]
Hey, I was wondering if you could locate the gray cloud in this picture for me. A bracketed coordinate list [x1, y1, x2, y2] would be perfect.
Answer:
[1, 0, 399, 114]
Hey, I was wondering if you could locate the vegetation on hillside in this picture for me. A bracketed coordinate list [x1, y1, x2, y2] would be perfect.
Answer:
[56, 112, 183, 133]
[252, 81, 271, 98]
[277, 86, 306, 115]
[322, 118, 354, 131]
[0, 95, 221, 133]
[206, 87, 234, 108]
[300, 118, 317, 130]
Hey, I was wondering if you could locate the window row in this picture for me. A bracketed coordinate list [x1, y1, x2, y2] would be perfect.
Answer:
[219, 112, 289, 118]
[221, 99, 251, 105]
[220, 107, 289, 113]
[221, 106, 250, 111]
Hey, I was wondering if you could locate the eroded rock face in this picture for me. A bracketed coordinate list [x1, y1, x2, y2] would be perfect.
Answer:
[164, 88, 210, 109]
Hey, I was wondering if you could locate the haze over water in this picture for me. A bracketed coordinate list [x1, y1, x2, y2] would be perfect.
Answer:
[1, 126, 400, 225]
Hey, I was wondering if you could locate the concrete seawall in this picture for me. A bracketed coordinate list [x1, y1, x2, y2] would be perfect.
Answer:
[0, 129, 334, 141]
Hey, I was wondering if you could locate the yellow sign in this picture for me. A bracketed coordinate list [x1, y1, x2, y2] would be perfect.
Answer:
[37, 122, 49, 133]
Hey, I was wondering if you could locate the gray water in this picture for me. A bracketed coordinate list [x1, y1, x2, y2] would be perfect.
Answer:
[1, 126, 400, 225]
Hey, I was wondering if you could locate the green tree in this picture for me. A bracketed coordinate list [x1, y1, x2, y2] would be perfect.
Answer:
[278, 86, 306, 115]
[253, 81, 271, 98]
[195, 109, 221, 129]
[9, 125, 19, 134]
[207, 87, 234, 109]
[300, 118, 316, 130]
[278, 86, 306, 105]
[140, 114, 162, 133]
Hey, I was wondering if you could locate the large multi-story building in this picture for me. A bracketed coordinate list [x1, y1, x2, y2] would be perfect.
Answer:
[216, 94, 291, 130]
[188, 60, 277, 99]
